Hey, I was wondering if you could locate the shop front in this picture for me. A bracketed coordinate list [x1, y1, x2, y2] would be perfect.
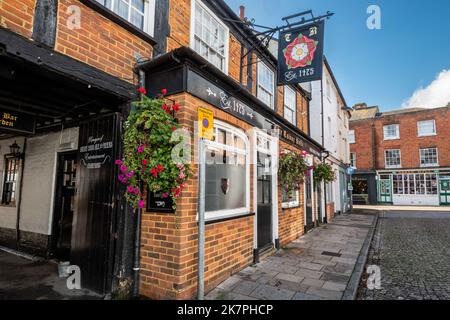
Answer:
[376, 169, 450, 206]
[137, 47, 323, 299]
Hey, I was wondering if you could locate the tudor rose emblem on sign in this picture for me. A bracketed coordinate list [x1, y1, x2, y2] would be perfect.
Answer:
[221, 178, 230, 195]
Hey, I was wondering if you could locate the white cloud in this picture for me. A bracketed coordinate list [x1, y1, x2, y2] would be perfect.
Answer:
[401, 70, 450, 109]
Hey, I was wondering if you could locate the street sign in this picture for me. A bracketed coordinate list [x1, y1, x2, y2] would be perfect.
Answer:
[198, 107, 214, 141]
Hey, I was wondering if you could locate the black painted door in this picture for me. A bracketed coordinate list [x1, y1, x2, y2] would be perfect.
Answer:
[305, 174, 314, 231]
[257, 152, 272, 250]
[51, 152, 77, 261]
[71, 113, 120, 294]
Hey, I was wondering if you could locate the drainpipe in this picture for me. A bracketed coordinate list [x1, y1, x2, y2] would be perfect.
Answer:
[320, 78, 326, 223]
[132, 69, 146, 298]
[15, 138, 27, 251]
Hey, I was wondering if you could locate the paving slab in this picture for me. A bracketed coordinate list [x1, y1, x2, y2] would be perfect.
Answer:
[206, 212, 375, 300]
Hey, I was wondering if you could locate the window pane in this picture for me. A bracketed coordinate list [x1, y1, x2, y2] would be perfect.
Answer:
[115, 0, 129, 20]
[130, 9, 144, 29]
[131, 0, 144, 12]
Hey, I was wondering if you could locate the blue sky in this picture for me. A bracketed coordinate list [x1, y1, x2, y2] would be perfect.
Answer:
[225, 0, 450, 111]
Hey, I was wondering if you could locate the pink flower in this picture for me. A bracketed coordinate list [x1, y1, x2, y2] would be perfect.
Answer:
[134, 188, 140, 195]
[120, 165, 127, 172]
[115, 159, 123, 165]
[127, 186, 134, 193]
[162, 193, 169, 198]
[137, 145, 144, 153]
[139, 200, 144, 209]
[161, 88, 167, 95]
[179, 172, 185, 179]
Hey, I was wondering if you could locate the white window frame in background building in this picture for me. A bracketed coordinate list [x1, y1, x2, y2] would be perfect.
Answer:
[95, 0, 156, 36]
[417, 120, 436, 137]
[383, 124, 400, 140]
[283, 86, 296, 125]
[419, 148, 439, 167]
[190, 0, 229, 73]
[350, 152, 357, 168]
[257, 61, 275, 109]
[348, 130, 355, 144]
[385, 149, 402, 168]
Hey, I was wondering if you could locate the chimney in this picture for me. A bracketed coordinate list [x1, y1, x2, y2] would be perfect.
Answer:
[239, 5, 245, 21]
[353, 103, 368, 110]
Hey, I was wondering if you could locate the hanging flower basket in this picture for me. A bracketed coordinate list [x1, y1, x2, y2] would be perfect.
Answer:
[313, 162, 336, 183]
[115, 88, 192, 210]
[278, 150, 309, 191]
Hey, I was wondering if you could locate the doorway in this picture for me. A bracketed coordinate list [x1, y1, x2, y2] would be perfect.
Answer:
[439, 177, 450, 205]
[304, 174, 314, 231]
[51, 151, 77, 261]
[256, 151, 273, 251]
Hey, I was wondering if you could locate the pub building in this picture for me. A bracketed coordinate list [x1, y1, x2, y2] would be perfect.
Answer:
[0, 0, 329, 299]
[136, 1, 327, 299]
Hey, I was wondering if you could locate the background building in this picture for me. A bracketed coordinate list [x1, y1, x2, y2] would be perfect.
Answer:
[305, 57, 352, 219]
[350, 104, 450, 206]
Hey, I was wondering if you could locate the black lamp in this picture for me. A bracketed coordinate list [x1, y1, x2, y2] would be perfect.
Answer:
[9, 141, 21, 156]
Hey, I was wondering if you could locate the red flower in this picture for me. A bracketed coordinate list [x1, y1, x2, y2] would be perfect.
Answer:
[162, 104, 167, 111]
[150, 167, 159, 178]
[283, 34, 318, 69]
[161, 88, 167, 95]
[138, 87, 147, 95]
[142, 159, 148, 166]
[157, 164, 164, 172]
[171, 126, 177, 131]
[172, 103, 180, 112]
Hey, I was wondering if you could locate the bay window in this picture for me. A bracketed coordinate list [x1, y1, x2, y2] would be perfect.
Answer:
[203, 121, 249, 220]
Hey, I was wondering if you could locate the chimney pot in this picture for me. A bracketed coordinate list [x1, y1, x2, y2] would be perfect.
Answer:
[239, 5, 245, 21]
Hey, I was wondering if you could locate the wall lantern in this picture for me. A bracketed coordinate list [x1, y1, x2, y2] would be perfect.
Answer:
[9, 141, 21, 157]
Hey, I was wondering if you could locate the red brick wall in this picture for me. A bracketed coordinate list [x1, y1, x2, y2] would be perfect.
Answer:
[350, 120, 375, 170]
[351, 106, 450, 170]
[140, 92, 256, 300]
[56, 0, 152, 82]
[278, 141, 305, 247]
[0, 0, 35, 38]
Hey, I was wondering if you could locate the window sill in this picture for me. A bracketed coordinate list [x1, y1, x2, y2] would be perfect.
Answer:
[203, 211, 255, 225]
[383, 137, 400, 141]
[79, 0, 157, 46]
[282, 202, 300, 209]
[418, 133, 437, 137]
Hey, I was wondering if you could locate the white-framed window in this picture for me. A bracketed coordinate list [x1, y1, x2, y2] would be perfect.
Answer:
[283, 86, 296, 125]
[350, 152, 357, 168]
[282, 189, 299, 208]
[202, 121, 250, 221]
[393, 174, 438, 195]
[257, 61, 275, 109]
[383, 124, 400, 140]
[95, 0, 155, 35]
[420, 148, 438, 167]
[348, 130, 355, 144]
[385, 149, 402, 168]
[190, 0, 229, 73]
[417, 120, 436, 137]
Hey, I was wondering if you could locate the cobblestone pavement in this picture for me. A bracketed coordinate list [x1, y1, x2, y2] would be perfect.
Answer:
[206, 213, 375, 300]
[358, 211, 450, 300]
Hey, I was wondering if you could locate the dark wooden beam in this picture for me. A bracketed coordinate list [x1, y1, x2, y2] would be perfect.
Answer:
[0, 27, 134, 100]
[33, 0, 58, 48]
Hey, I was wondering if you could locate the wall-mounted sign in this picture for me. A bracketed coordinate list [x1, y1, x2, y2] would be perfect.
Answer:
[0, 109, 35, 134]
[147, 192, 175, 213]
[187, 70, 268, 129]
[277, 21, 325, 85]
[198, 107, 214, 141]
[79, 135, 113, 169]
[279, 127, 321, 157]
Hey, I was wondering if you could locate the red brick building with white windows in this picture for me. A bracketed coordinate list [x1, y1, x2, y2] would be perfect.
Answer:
[349, 103, 450, 206]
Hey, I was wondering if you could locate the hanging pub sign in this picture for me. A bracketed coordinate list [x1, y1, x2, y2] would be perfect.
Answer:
[277, 21, 325, 85]
[0, 109, 35, 134]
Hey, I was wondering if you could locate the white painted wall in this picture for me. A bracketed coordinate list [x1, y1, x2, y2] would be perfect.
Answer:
[0, 137, 25, 230]
[0, 128, 78, 235]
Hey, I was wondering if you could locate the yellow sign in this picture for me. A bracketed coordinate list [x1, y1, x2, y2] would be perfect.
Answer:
[198, 107, 214, 141]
